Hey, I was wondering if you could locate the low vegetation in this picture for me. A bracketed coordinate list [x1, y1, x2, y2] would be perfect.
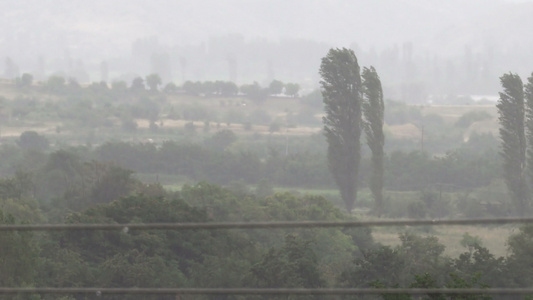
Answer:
[0, 71, 519, 299]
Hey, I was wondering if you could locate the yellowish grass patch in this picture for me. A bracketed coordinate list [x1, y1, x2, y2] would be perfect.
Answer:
[372, 224, 514, 258]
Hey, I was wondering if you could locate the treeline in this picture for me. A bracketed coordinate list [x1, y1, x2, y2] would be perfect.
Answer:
[2, 72, 311, 137]
[1, 71, 496, 157]
[0, 131, 503, 219]
[94, 139, 333, 188]
[182, 79, 300, 98]
[1, 179, 533, 300]
[11, 72, 301, 99]
[93, 140, 501, 192]
[4, 134, 501, 194]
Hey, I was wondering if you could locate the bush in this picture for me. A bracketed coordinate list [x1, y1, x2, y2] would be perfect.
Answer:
[17, 131, 49, 151]
[460, 232, 483, 251]
[204, 129, 237, 151]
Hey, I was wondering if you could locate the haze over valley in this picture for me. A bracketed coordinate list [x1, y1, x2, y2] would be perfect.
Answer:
[2, 0, 533, 101]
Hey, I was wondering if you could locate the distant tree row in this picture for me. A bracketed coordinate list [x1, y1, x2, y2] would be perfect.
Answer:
[183, 79, 300, 99]
[0, 131, 502, 219]
[10, 71, 302, 100]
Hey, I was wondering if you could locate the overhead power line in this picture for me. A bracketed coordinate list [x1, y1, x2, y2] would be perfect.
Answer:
[0, 287, 533, 296]
[0, 217, 533, 231]
[3, 218, 532, 296]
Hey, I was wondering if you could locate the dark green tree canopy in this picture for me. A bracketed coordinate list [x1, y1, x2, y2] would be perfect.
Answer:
[17, 130, 49, 152]
[268, 79, 284, 95]
[524, 74, 533, 195]
[130, 76, 145, 91]
[145, 73, 162, 92]
[320, 48, 363, 212]
[284, 82, 300, 97]
[46, 75, 66, 93]
[362, 66, 385, 216]
[362, 66, 384, 152]
[497, 73, 529, 214]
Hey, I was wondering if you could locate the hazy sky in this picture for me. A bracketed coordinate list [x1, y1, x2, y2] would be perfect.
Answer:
[1, 0, 533, 90]
[2, 0, 531, 57]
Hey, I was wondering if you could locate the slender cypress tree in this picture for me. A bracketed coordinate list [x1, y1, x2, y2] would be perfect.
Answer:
[320, 48, 362, 212]
[497, 73, 529, 215]
[362, 67, 385, 216]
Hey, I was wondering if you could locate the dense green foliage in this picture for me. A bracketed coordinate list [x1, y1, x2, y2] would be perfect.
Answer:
[0, 70, 522, 299]
[320, 48, 364, 212]
[495, 72, 533, 216]
[497, 73, 528, 215]
[362, 66, 385, 216]
[0, 138, 503, 218]
[0, 178, 530, 299]
[525, 74, 533, 206]
[0, 180, 366, 299]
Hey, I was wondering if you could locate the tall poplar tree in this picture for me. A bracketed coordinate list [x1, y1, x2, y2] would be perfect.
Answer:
[320, 48, 362, 212]
[497, 73, 529, 215]
[524, 74, 533, 191]
[362, 67, 385, 216]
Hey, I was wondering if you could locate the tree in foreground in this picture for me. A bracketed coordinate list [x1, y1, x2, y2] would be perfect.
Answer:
[497, 73, 529, 215]
[320, 48, 363, 212]
[0, 210, 38, 288]
[246, 234, 325, 299]
[362, 66, 385, 216]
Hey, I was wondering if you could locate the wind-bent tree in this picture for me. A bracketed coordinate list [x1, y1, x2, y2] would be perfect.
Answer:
[497, 73, 529, 215]
[320, 48, 363, 212]
[525, 74, 533, 192]
[362, 67, 385, 216]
